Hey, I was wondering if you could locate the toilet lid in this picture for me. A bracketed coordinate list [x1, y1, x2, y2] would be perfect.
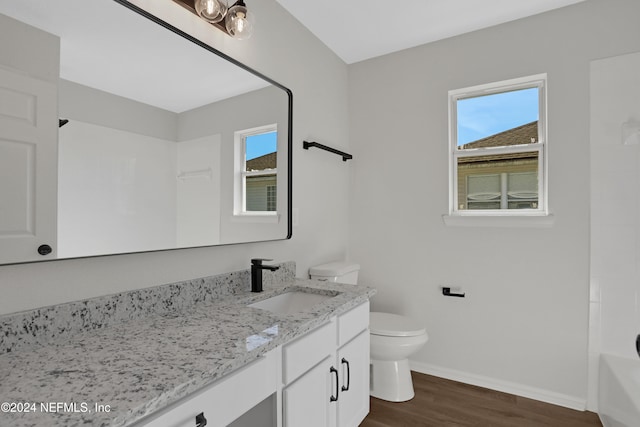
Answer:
[370, 312, 426, 337]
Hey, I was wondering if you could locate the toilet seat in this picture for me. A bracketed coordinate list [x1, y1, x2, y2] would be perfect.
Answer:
[370, 312, 426, 337]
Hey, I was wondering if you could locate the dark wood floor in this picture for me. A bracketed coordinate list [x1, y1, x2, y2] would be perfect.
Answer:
[360, 372, 602, 427]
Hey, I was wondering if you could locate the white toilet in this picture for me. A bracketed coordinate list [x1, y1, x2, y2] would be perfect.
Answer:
[309, 261, 428, 402]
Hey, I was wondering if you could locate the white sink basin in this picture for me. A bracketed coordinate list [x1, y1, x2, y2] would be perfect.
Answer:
[248, 291, 335, 315]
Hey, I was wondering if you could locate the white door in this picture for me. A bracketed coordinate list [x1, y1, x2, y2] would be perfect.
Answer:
[283, 356, 337, 427]
[337, 331, 370, 427]
[0, 68, 57, 263]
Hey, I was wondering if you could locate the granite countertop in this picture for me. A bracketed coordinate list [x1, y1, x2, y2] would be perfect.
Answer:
[0, 278, 374, 427]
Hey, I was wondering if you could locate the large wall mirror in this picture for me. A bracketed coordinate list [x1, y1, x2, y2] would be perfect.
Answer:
[0, 0, 292, 265]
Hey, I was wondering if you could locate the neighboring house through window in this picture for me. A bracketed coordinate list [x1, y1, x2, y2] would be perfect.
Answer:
[448, 74, 547, 215]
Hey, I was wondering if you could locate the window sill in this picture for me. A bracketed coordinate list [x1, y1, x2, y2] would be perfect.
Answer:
[442, 213, 555, 228]
[232, 213, 280, 224]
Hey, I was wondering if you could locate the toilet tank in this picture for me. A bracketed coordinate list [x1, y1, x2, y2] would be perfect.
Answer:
[309, 261, 360, 285]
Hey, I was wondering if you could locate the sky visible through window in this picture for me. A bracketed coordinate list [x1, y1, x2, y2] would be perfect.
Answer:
[246, 131, 277, 160]
[457, 87, 538, 145]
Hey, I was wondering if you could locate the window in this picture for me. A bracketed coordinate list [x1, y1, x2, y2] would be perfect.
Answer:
[449, 74, 547, 216]
[234, 124, 278, 215]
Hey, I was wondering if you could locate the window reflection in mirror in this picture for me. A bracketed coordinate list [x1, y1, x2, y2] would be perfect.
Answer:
[245, 129, 278, 212]
[234, 124, 279, 216]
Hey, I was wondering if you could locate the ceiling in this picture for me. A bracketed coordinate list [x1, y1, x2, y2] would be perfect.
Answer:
[274, 0, 587, 64]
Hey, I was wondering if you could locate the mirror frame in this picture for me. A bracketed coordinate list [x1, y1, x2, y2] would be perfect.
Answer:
[2, 0, 292, 266]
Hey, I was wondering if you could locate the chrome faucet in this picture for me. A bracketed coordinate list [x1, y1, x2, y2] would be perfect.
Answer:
[251, 259, 280, 292]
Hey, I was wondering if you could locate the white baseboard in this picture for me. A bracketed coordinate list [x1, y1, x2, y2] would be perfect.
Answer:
[410, 361, 587, 411]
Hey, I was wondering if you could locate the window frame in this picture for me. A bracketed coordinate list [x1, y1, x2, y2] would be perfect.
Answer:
[233, 123, 278, 218]
[448, 74, 548, 217]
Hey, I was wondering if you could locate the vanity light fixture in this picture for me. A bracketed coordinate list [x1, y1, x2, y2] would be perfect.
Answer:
[174, 0, 254, 40]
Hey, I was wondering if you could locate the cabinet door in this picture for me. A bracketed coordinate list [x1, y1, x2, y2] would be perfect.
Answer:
[0, 68, 57, 263]
[283, 356, 337, 427]
[337, 331, 370, 427]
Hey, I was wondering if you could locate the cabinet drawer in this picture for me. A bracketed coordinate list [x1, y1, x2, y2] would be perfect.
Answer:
[283, 321, 336, 385]
[138, 348, 279, 427]
[337, 301, 369, 347]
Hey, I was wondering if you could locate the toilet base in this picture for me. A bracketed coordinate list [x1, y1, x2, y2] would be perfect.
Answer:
[370, 358, 414, 402]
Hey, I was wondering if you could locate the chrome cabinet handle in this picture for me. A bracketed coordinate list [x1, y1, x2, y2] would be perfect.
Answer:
[341, 358, 350, 392]
[330, 366, 339, 402]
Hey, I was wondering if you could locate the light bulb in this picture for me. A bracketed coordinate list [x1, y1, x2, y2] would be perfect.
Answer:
[225, 2, 254, 40]
[236, 12, 246, 33]
[206, 0, 216, 15]
[195, 0, 227, 24]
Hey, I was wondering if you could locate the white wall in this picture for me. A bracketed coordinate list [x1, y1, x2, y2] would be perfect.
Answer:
[58, 80, 182, 258]
[0, 14, 59, 84]
[59, 79, 178, 142]
[176, 135, 222, 247]
[0, 0, 350, 314]
[348, 0, 640, 410]
[58, 121, 177, 258]
[589, 51, 640, 408]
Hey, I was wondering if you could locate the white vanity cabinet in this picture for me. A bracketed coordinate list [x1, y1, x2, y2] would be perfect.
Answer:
[137, 348, 279, 427]
[282, 302, 370, 427]
[136, 301, 370, 427]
